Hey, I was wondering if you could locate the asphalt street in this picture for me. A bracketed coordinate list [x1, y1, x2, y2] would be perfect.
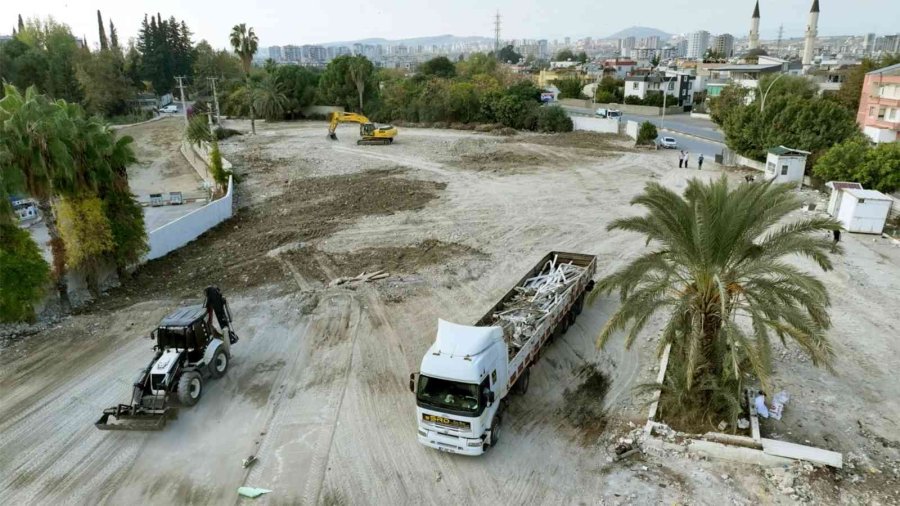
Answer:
[561, 104, 727, 160]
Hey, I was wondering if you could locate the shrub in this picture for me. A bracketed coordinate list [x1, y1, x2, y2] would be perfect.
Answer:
[624, 95, 643, 105]
[209, 140, 230, 191]
[636, 121, 658, 145]
[814, 137, 900, 193]
[594, 90, 620, 104]
[495, 95, 535, 130]
[0, 224, 51, 322]
[536, 105, 574, 133]
[186, 114, 213, 147]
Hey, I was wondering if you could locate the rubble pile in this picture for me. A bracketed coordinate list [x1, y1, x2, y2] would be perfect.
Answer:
[491, 257, 586, 350]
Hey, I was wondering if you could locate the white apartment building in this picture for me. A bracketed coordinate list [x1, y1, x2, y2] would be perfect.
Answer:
[686, 31, 710, 60]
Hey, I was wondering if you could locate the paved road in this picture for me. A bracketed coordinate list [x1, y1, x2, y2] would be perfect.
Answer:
[561, 104, 726, 160]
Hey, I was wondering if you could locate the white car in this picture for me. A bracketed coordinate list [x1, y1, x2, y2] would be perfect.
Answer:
[159, 104, 178, 114]
[658, 136, 677, 149]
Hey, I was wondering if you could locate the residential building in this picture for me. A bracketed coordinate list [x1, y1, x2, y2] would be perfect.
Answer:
[864, 33, 876, 55]
[715, 62, 784, 92]
[686, 31, 710, 60]
[619, 37, 636, 57]
[624, 74, 682, 104]
[283, 45, 301, 62]
[677, 39, 688, 58]
[602, 58, 637, 79]
[876, 34, 900, 54]
[639, 36, 660, 49]
[268, 46, 283, 61]
[857, 62, 900, 143]
[711, 34, 735, 58]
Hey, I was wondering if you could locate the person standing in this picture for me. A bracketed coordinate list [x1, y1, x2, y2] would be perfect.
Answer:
[678, 150, 684, 168]
[684, 151, 690, 168]
[698, 153, 704, 170]
[832, 229, 841, 252]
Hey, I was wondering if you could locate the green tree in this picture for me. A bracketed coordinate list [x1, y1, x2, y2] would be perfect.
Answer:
[553, 76, 584, 99]
[318, 55, 377, 113]
[722, 95, 859, 162]
[97, 10, 109, 51]
[109, 19, 119, 50]
[636, 121, 658, 145]
[593, 177, 838, 426]
[554, 49, 575, 61]
[419, 56, 456, 78]
[535, 105, 573, 132]
[0, 224, 50, 322]
[253, 73, 288, 121]
[457, 53, 498, 78]
[0, 85, 76, 305]
[229, 23, 258, 75]
[577, 51, 588, 64]
[497, 45, 522, 64]
[708, 84, 750, 125]
[274, 65, 320, 118]
[448, 81, 480, 123]
[494, 94, 538, 130]
[814, 137, 900, 193]
[348, 55, 375, 112]
[229, 23, 259, 133]
[76, 49, 134, 116]
[56, 196, 115, 297]
[651, 54, 661, 67]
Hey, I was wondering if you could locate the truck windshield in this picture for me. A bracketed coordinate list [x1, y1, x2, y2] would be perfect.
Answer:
[416, 375, 482, 415]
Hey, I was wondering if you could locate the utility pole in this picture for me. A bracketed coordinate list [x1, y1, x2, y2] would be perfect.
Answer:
[494, 11, 501, 58]
[208, 77, 221, 125]
[776, 25, 784, 57]
[175, 76, 189, 127]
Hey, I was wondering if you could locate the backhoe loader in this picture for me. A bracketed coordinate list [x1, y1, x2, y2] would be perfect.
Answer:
[327, 112, 397, 145]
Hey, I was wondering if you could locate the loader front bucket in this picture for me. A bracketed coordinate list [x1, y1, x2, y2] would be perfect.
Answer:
[95, 407, 169, 431]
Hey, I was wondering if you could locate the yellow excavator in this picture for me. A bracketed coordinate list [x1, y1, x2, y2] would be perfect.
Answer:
[327, 112, 397, 145]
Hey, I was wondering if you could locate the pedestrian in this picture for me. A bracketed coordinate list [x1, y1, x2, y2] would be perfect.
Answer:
[678, 150, 684, 168]
[754, 391, 769, 419]
[684, 151, 690, 168]
[832, 229, 841, 252]
[698, 153, 704, 170]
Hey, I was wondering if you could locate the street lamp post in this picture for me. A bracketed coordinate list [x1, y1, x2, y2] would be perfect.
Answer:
[660, 75, 678, 132]
[759, 72, 786, 113]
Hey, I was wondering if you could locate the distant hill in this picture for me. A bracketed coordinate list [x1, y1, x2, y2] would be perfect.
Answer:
[318, 34, 493, 48]
[604, 27, 672, 41]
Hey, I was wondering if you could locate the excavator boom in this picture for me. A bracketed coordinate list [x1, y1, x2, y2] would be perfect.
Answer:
[327, 112, 397, 145]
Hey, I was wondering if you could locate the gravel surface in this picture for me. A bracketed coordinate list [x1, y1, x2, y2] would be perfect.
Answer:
[2, 120, 898, 505]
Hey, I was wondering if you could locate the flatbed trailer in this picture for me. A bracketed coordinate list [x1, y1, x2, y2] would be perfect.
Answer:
[411, 251, 597, 455]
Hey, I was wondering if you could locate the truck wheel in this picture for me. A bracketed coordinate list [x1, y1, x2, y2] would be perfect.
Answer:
[177, 372, 202, 406]
[574, 294, 585, 315]
[208, 347, 229, 379]
[515, 369, 530, 395]
[489, 414, 502, 448]
[561, 314, 570, 334]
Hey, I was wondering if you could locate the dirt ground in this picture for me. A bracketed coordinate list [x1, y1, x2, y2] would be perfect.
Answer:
[2, 120, 899, 505]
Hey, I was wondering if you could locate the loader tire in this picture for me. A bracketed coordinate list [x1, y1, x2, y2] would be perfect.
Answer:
[208, 347, 229, 379]
[177, 372, 202, 406]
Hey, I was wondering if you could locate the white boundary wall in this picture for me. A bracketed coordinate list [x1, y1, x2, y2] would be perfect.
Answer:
[145, 142, 234, 260]
[572, 117, 620, 134]
[625, 120, 639, 140]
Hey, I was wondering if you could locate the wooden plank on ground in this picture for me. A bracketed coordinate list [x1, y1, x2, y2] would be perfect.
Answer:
[761, 438, 843, 469]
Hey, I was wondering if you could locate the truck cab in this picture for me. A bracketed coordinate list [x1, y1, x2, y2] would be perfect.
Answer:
[411, 320, 507, 456]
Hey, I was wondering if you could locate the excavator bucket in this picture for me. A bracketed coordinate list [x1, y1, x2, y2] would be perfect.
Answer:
[95, 405, 170, 431]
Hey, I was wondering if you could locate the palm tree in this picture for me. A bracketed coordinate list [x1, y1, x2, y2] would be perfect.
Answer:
[0, 85, 77, 307]
[592, 177, 838, 426]
[253, 74, 288, 122]
[230, 23, 260, 134]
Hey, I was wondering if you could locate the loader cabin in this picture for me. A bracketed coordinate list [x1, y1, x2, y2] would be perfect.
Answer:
[154, 305, 211, 353]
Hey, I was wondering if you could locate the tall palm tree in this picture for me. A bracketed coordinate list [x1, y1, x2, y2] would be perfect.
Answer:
[230, 23, 260, 134]
[592, 177, 838, 426]
[0, 85, 77, 306]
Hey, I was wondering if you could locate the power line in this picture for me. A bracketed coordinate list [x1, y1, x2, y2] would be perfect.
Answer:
[175, 76, 188, 127]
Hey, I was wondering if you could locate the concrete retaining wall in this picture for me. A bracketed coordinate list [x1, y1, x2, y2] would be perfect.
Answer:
[720, 148, 767, 172]
[572, 116, 620, 134]
[146, 174, 233, 260]
[180, 141, 233, 188]
[625, 120, 639, 140]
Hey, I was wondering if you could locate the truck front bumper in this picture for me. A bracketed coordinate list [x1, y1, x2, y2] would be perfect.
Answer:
[418, 428, 484, 456]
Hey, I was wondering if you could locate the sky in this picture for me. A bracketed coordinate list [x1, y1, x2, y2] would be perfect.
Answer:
[3, 0, 899, 50]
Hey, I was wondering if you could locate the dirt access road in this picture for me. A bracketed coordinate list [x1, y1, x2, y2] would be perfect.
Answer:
[2, 121, 898, 505]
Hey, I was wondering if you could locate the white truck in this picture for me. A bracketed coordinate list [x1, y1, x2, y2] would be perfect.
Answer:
[409, 252, 596, 455]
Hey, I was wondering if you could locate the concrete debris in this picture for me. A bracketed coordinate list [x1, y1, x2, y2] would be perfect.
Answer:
[237, 486, 272, 498]
[328, 270, 390, 287]
[737, 418, 750, 429]
[764, 462, 816, 503]
[717, 420, 728, 431]
[242, 455, 258, 468]
[490, 256, 586, 351]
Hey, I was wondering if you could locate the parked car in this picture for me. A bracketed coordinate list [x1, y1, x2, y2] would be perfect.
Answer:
[607, 110, 622, 119]
[159, 104, 178, 114]
[657, 136, 677, 149]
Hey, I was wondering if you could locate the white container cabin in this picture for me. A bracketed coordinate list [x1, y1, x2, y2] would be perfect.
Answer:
[765, 146, 810, 188]
[833, 189, 893, 235]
